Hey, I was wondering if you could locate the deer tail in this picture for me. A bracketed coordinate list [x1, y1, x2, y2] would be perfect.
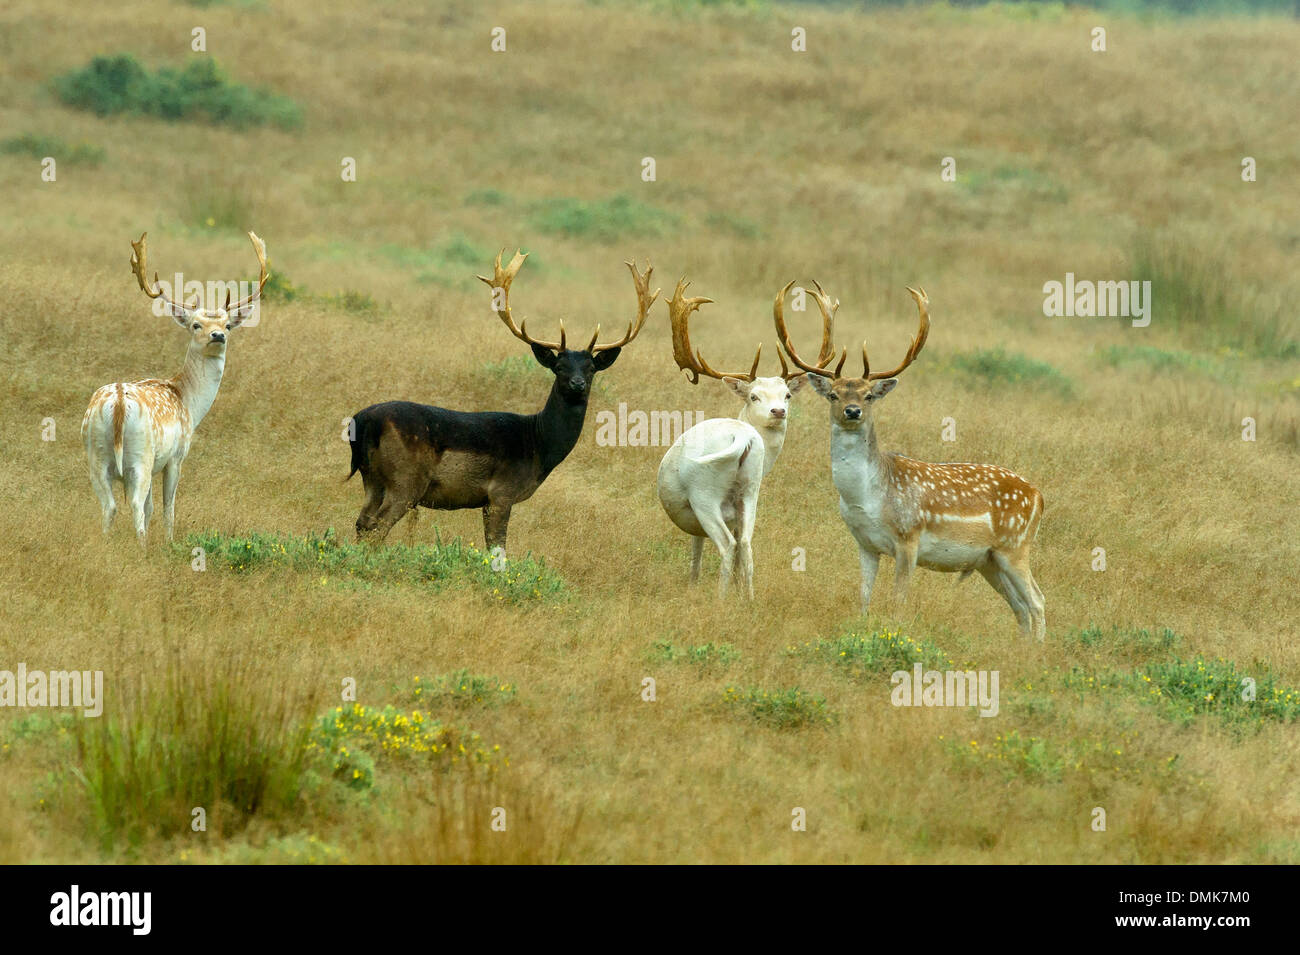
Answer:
[112, 382, 125, 475]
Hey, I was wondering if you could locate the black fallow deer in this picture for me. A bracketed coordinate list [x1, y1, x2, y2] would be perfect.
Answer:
[347, 250, 657, 554]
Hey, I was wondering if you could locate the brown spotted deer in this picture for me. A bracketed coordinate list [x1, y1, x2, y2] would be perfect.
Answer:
[348, 250, 655, 554]
[82, 232, 267, 547]
[775, 284, 1046, 640]
[656, 279, 832, 598]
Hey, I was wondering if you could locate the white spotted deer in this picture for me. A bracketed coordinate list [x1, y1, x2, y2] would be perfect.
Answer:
[82, 232, 267, 547]
[656, 279, 832, 598]
[775, 284, 1046, 639]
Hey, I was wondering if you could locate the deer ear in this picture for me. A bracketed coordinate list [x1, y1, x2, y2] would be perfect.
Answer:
[722, 377, 752, 399]
[808, 373, 835, 398]
[870, 379, 898, 400]
[531, 343, 559, 370]
[787, 374, 808, 394]
[591, 347, 621, 371]
[168, 302, 193, 328]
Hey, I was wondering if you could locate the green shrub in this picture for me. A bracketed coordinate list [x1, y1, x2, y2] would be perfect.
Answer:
[54, 54, 301, 130]
[308, 703, 502, 791]
[945, 348, 1075, 398]
[721, 686, 837, 729]
[178, 529, 566, 605]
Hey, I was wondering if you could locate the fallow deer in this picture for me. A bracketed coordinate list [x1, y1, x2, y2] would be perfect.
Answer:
[348, 250, 655, 554]
[656, 279, 833, 598]
[775, 284, 1046, 639]
[82, 232, 267, 547]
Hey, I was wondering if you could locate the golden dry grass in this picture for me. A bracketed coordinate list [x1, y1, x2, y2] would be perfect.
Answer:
[0, 0, 1297, 863]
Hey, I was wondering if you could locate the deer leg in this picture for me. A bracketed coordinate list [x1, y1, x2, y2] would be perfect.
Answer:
[1027, 570, 1046, 641]
[125, 463, 152, 549]
[892, 538, 918, 606]
[404, 505, 421, 544]
[483, 501, 512, 556]
[161, 460, 182, 543]
[693, 507, 737, 599]
[88, 457, 117, 535]
[355, 477, 385, 540]
[857, 545, 880, 616]
[367, 495, 411, 545]
[689, 536, 704, 584]
[734, 493, 757, 601]
[979, 560, 1032, 639]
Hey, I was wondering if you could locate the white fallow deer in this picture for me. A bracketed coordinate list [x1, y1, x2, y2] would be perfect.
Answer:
[656, 278, 833, 598]
[81, 231, 267, 547]
[774, 283, 1046, 640]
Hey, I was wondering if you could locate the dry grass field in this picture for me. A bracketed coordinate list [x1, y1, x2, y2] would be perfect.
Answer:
[1, 0, 1298, 864]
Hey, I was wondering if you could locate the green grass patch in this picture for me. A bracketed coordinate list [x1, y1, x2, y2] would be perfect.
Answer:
[54, 54, 301, 130]
[1138, 656, 1300, 729]
[944, 347, 1075, 398]
[0, 134, 104, 165]
[791, 625, 952, 678]
[1063, 653, 1299, 732]
[179, 529, 566, 605]
[1099, 345, 1223, 377]
[721, 685, 837, 729]
[308, 703, 502, 791]
[528, 194, 678, 242]
[651, 641, 740, 668]
[1069, 623, 1181, 662]
[959, 164, 1067, 204]
[945, 728, 1154, 783]
[394, 670, 518, 709]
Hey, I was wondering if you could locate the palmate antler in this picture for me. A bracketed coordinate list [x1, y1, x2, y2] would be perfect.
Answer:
[668, 278, 824, 384]
[226, 231, 269, 313]
[131, 232, 269, 315]
[478, 249, 657, 353]
[130, 233, 198, 314]
[772, 281, 839, 378]
[775, 283, 929, 381]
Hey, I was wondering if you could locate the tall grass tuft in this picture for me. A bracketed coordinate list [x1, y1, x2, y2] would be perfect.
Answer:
[1130, 234, 1297, 359]
[70, 654, 318, 850]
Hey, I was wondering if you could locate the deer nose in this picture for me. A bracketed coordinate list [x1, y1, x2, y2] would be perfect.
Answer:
[770, 407, 786, 418]
[569, 376, 587, 391]
[209, 332, 226, 343]
[844, 405, 862, 420]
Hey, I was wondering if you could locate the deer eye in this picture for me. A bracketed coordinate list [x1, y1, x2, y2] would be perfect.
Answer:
[225, 324, 231, 330]
[829, 394, 839, 401]
[785, 393, 791, 400]
[192, 323, 200, 330]
[751, 395, 758, 401]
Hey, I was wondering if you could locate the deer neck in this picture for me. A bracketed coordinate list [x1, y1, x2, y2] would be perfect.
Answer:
[173, 341, 228, 429]
[534, 384, 588, 477]
[829, 417, 889, 496]
[738, 405, 788, 478]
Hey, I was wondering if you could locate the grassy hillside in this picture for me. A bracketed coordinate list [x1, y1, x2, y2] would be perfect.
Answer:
[0, 0, 1297, 863]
